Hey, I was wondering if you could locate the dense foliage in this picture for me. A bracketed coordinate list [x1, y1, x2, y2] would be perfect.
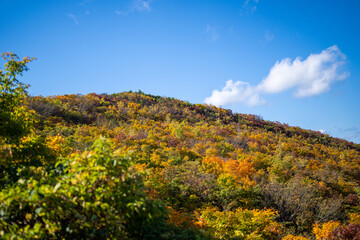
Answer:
[1, 53, 359, 239]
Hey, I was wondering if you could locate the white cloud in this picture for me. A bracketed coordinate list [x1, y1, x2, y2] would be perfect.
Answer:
[204, 80, 264, 107]
[258, 45, 348, 97]
[319, 129, 326, 134]
[205, 45, 349, 107]
[67, 13, 79, 25]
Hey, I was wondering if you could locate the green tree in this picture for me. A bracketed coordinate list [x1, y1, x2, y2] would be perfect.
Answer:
[0, 52, 36, 187]
[0, 52, 56, 188]
[0, 52, 34, 144]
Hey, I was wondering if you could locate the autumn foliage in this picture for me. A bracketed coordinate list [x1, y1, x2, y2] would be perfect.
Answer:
[1, 53, 360, 239]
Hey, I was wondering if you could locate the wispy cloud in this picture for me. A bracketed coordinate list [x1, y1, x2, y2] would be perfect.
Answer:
[265, 30, 274, 42]
[333, 126, 360, 143]
[205, 45, 349, 107]
[79, 0, 92, 15]
[240, 0, 259, 15]
[115, 10, 127, 16]
[80, 0, 92, 6]
[67, 13, 79, 25]
[115, 0, 152, 16]
[206, 25, 219, 42]
[131, 0, 151, 11]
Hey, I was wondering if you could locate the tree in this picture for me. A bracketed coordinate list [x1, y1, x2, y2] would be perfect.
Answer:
[196, 206, 282, 239]
[0, 52, 38, 187]
[0, 52, 57, 189]
[0, 52, 35, 144]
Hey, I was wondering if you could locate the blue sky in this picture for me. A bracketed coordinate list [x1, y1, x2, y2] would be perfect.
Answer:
[1, 0, 359, 143]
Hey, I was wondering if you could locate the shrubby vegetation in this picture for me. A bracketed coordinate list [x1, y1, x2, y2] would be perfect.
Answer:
[1, 53, 360, 239]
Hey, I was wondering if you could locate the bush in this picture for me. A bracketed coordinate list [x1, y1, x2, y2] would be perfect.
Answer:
[197, 207, 282, 239]
[0, 138, 171, 239]
[329, 224, 360, 240]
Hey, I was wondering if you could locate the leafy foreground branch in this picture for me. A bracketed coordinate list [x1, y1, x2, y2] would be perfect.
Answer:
[0, 137, 207, 239]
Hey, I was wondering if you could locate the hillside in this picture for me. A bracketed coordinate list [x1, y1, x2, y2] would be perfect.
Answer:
[24, 91, 360, 238]
[1, 53, 359, 239]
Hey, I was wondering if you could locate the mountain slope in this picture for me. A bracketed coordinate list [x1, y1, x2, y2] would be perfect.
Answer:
[27, 91, 360, 238]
